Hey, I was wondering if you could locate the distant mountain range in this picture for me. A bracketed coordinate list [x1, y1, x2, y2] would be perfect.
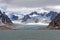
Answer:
[0, 7, 57, 24]
[21, 11, 58, 23]
[0, 8, 59, 30]
[9, 11, 58, 23]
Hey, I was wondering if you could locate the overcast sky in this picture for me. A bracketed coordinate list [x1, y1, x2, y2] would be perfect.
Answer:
[0, 0, 60, 7]
[0, 0, 60, 12]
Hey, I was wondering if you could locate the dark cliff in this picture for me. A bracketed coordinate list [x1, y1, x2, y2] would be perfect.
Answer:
[47, 13, 60, 30]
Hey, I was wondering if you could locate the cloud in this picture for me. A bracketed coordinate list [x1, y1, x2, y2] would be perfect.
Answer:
[0, 0, 11, 3]
[0, 0, 60, 13]
[44, 6, 60, 12]
[0, 0, 60, 7]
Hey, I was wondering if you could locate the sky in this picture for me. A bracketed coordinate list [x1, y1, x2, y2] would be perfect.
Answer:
[0, 0, 60, 7]
[0, 0, 60, 12]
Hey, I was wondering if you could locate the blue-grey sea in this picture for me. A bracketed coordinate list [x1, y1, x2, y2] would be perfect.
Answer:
[0, 24, 60, 40]
[0, 30, 60, 40]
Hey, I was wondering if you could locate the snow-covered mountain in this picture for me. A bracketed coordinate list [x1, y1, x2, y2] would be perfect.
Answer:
[5, 10, 57, 24]
[0, 5, 59, 24]
[0, 10, 16, 30]
[20, 11, 58, 23]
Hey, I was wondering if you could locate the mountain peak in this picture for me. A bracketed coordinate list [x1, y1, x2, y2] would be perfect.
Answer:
[0, 10, 16, 30]
[47, 13, 60, 30]
[29, 11, 38, 15]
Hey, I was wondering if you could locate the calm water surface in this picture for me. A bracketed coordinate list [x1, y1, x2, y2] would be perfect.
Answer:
[0, 30, 60, 40]
[0, 24, 59, 40]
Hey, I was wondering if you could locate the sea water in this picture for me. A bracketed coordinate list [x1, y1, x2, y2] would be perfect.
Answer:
[0, 30, 60, 40]
[0, 24, 60, 40]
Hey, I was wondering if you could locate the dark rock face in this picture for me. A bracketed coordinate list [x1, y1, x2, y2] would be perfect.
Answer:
[29, 11, 39, 15]
[22, 15, 31, 22]
[0, 10, 16, 30]
[46, 11, 58, 20]
[47, 13, 60, 30]
[0, 12, 13, 24]
[11, 15, 18, 20]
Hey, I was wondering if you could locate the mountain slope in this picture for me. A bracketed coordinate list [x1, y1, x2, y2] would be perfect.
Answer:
[21, 11, 58, 23]
[0, 10, 16, 30]
[47, 13, 60, 30]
